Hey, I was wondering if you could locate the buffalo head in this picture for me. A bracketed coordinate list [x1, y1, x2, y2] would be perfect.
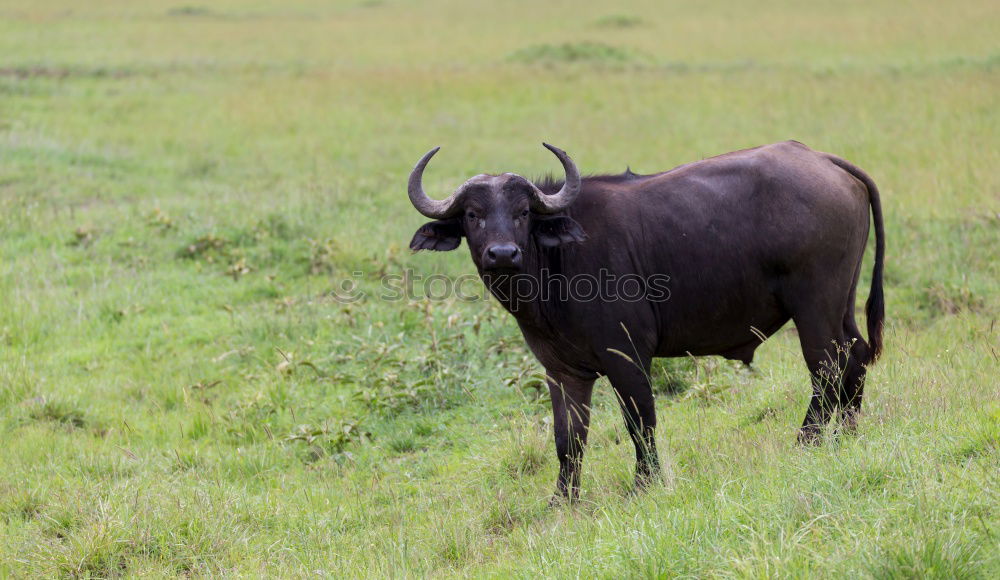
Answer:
[407, 144, 587, 273]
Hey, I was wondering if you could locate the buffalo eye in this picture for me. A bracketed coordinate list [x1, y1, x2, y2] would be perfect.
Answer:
[520, 209, 529, 218]
[466, 211, 477, 221]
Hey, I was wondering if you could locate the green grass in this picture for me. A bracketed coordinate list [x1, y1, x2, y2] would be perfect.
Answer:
[1, 0, 998, 576]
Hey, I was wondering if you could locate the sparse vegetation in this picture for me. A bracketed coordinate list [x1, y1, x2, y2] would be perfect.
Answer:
[0, 0, 997, 576]
[508, 42, 644, 66]
[593, 14, 646, 29]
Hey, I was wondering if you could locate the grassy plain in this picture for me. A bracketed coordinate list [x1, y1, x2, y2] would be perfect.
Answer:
[0, 0, 998, 576]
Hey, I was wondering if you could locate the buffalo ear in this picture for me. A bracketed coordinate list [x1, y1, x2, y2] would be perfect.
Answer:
[410, 219, 463, 251]
[532, 215, 588, 248]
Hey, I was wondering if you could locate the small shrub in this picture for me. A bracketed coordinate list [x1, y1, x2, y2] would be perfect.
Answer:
[307, 238, 338, 275]
[342, 329, 472, 416]
[225, 257, 252, 281]
[675, 357, 735, 405]
[68, 226, 97, 247]
[354, 376, 436, 415]
[177, 233, 229, 261]
[286, 419, 370, 458]
[503, 356, 550, 404]
[146, 207, 175, 231]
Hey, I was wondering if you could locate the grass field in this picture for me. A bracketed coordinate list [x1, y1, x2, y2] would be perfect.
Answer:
[1, 0, 998, 576]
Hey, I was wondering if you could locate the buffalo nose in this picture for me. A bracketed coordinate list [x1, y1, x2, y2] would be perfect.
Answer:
[484, 243, 522, 270]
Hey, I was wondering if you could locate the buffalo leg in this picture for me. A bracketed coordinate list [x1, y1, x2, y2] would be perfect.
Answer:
[839, 318, 871, 433]
[603, 355, 660, 489]
[547, 372, 595, 500]
[794, 315, 849, 444]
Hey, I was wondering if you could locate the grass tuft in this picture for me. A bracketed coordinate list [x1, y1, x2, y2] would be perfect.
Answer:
[28, 399, 87, 429]
[868, 535, 985, 579]
[508, 42, 643, 66]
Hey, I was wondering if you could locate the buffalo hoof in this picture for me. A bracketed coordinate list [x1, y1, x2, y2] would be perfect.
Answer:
[548, 491, 578, 508]
[797, 425, 824, 446]
[625, 483, 648, 499]
[630, 467, 661, 495]
[840, 409, 862, 435]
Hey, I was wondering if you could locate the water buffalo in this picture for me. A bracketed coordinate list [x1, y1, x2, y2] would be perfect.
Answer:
[407, 140, 885, 499]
